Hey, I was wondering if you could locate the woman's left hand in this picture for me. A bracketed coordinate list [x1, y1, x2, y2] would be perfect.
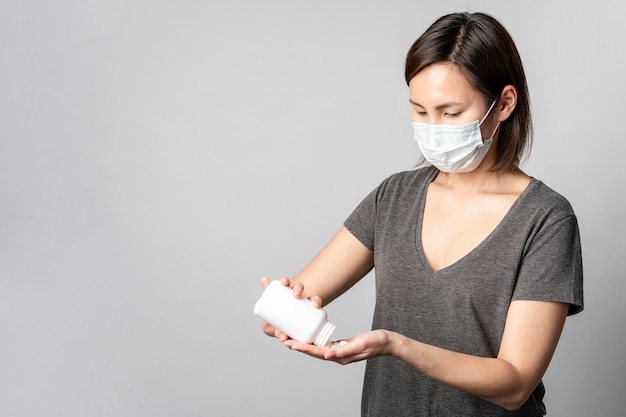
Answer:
[283, 329, 392, 365]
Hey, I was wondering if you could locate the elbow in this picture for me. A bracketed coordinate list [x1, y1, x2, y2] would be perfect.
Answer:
[494, 387, 533, 412]
[489, 362, 541, 411]
[499, 397, 527, 412]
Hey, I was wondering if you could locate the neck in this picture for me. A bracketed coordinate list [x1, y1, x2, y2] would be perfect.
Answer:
[434, 165, 526, 193]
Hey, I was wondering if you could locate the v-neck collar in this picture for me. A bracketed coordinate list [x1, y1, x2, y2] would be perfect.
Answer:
[414, 170, 538, 275]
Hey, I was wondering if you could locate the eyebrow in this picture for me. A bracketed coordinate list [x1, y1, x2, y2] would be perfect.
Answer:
[409, 99, 465, 110]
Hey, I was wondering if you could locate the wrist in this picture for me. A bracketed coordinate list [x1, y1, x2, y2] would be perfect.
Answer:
[382, 330, 405, 358]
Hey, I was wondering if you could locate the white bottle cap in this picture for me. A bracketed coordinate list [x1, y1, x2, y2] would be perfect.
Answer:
[313, 319, 336, 347]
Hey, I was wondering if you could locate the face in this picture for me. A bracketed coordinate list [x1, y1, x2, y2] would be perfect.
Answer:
[409, 63, 493, 127]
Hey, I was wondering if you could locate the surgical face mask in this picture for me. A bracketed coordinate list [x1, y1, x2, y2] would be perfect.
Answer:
[412, 100, 499, 173]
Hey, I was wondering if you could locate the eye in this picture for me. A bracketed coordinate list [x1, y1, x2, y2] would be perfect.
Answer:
[412, 107, 427, 117]
[444, 112, 461, 118]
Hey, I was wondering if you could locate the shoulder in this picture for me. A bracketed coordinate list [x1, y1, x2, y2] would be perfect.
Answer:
[518, 178, 577, 228]
[522, 179, 577, 221]
[351, 167, 435, 217]
[377, 166, 437, 194]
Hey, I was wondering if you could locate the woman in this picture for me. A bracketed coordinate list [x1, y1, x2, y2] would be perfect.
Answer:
[258, 12, 583, 416]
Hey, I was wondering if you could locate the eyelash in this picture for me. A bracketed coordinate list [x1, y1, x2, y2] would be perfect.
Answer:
[415, 111, 461, 118]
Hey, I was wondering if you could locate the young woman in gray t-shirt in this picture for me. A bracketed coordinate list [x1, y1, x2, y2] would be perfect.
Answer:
[258, 11, 583, 417]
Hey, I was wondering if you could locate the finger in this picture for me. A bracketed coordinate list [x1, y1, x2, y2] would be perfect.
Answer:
[260, 276, 270, 290]
[309, 295, 323, 308]
[278, 276, 291, 286]
[288, 341, 329, 359]
[325, 348, 337, 360]
[325, 339, 354, 359]
[261, 320, 276, 337]
[325, 346, 355, 363]
[283, 338, 297, 349]
[291, 281, 304, 298]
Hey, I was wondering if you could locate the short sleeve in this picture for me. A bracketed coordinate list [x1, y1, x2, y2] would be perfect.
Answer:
[343, 185, 379, 252]
[513, 213, 584, 315]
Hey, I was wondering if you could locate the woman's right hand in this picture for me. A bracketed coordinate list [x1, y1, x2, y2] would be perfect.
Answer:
[259, 276, 323, 342]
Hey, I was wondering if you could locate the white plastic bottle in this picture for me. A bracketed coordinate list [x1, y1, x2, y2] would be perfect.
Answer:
[254, 280, 336, 346]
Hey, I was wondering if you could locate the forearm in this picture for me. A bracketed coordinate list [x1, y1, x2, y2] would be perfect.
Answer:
[387, 331, 531, 411]
[290, 227, 374, 306]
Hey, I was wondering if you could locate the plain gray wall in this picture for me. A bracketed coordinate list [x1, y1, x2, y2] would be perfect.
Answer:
[1, 0, 624, 416]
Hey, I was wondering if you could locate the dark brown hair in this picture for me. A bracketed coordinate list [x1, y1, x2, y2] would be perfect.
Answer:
[405, 12, 532, 171]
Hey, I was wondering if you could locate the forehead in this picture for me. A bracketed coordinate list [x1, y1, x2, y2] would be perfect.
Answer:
[408, 63, 480, 104]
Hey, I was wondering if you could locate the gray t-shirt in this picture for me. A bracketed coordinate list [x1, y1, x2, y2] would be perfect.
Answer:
[344, 167, 584, 417]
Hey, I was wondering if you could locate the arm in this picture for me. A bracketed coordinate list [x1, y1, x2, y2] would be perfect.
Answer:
[320, 299, 568, 411]
[260, 226, 374, 339]
[290, 226, 374, 306]
[269, 230, 568, 410]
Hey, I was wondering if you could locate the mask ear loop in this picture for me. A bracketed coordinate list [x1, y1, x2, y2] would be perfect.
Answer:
[479, 99, 500, 142]
[478, 99, 498, 126]
[486, 121, 501, 141]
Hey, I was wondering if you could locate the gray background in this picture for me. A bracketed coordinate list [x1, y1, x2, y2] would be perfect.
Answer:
[1, 0, 624, 416]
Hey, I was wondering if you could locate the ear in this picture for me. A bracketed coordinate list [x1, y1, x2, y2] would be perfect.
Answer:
[496, 85, 517, 122]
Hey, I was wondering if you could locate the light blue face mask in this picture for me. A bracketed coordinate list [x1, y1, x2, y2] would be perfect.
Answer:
[412, 100, 499, 173]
